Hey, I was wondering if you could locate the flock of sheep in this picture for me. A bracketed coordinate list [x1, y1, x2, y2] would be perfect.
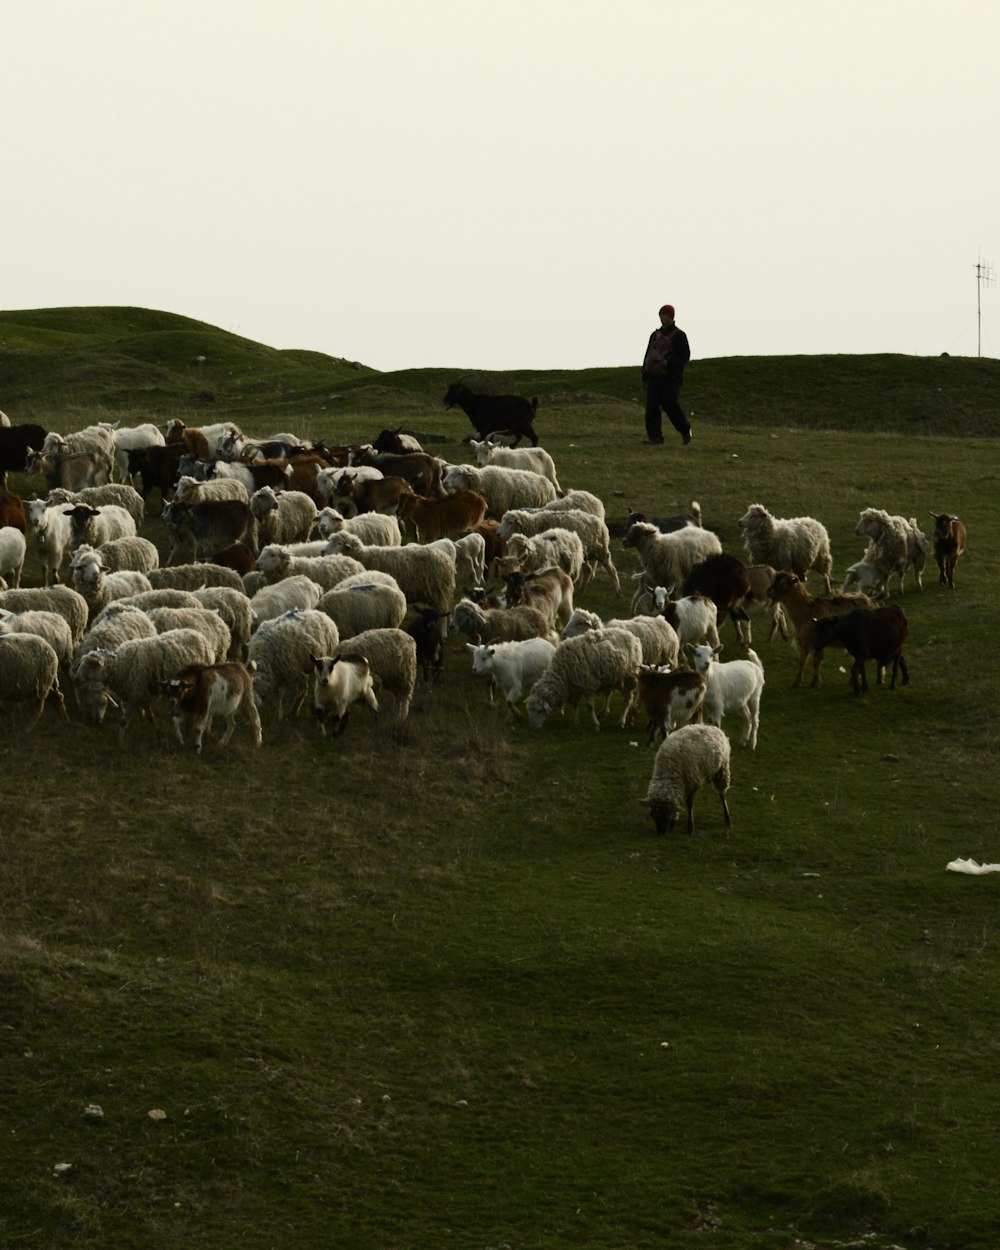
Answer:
[0, 407, 968, 838]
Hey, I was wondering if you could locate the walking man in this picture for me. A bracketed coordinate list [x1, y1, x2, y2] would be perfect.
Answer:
[642, 304, 692, 445]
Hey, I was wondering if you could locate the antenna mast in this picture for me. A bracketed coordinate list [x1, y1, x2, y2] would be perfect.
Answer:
[975, 257, 994, 357]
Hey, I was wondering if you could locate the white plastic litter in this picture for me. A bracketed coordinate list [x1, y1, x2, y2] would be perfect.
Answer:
[946, 858, 1000, 875]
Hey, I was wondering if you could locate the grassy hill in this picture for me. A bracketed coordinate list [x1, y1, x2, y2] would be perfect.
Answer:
[1, 308, 999, 1250]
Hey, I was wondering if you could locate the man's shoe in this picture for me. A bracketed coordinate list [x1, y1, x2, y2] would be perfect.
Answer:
[682, 429, 693, 445]
[643, 437, 665, 445]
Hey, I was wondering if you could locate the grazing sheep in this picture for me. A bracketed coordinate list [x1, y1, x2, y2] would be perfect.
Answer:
[466, 637, 557, 716]
[147, 563, 245, 592]
[332, 627, 418, 723]
[687, 643, 765, 750]
[315, 507, 401, 547]
[738, 503, 833, 593]
[0, 527, 26, 587]
[74, 602, 159, 668]
[146, 606, 231, 664]
[641, 724, 732, 836]
[561, 607, 680, 668]
[250, 487, 318, 548]
[248, 609, 340, 720]
[71, 535, 159, 575]
[251, 574, 323, 627]
[0, 609, 74, 667]
[0, 633, 67, 726]
[443, 381, 540, 447]
[928, 512, 967, 589]
[636, 664, 708, 746]
[470, 439, 562, 493]
[449, 597, 557, 646]
[443, 463, 556, 518]
[163, 661, 263, 752]
[317, 573, 408, 640]
[524, 627, 643, 731]
[309, 653, 379, 737]
[854, 508, 929, 595]
[323, 531, 456, 616]
[190, 587, 253, 660]
[497, 507, 619, 593]
[0, 585, 89, 645]
[623, 522, 722, 593]
[26, 498, 73, 586]
[74, 628, 216, 732]
[500, 529, 586, 584]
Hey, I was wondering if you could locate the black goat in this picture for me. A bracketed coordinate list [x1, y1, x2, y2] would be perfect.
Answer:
[443, 382, 539, 447]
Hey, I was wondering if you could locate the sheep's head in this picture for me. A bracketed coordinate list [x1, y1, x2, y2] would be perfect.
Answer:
[642, 796, 680, 836]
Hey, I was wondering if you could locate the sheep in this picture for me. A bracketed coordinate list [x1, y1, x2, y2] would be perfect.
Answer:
[0, 609, 75, 667]
[396, 487, 489, 542]
[332, 627, 417, 722]
[146, 606, 232, 664]
[534, 489, 606, 522]
[503, 566, 575, 631]
[841, 557, 888, 598]
[103, 422, 165, 481]
[69, 550, 153, 620]
[62, 503, 137, 552]
[0, 527, 26, 588]
[636, 664, 708, 746]
[71, 535, 159, 574]
[443, 463, 556, 518]
[174, 474, 250, 506]
[322, 531, 456, 616]
[499, 529, 586, 585]
[251, 574, 323, 628]
[623, 522, 723, 593]
[443, 381, 540, 447]
[162, 661, 263, 752]
[190, 587, 253, 660]
[74, 628, 216, 732]
[0, 634, 67, 727]
[45, 483, 146, 529]
[625, 501, 702, 533]
[317, 573, 408, 640]
[929, 512, 967, 589]
[308, 653, 379, 737]
[147, 563, 245, 592]
[687, 643, 765, 750]
[738, 503, 833, 593]
[466, 637, 557, 716]
[561, 607, 679, 668]
[315, 507, 401, 547]
[497, 507, 619, 592]
[650, 589, 721, 648]
[255, 545, 366, 592]
[248, 609, 341, 721]
[42, 424, 116, 465]
[812, 605, 910, 695]
[0, 586, 90, 645]
[93, 589, 202, 620]
[250, 487, 318, 548]
[524, 627, 643, 731]
[449, 597, 557, 647]
[641, 724, 732, 836]
[766, 571, 878, 687]
[853, 508, 929, 595]
[74, 602, 158, 668]
[26, 498, 73, 586]
[470, 439, 562, 493]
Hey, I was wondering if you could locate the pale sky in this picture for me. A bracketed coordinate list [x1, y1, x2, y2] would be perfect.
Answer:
[5, 0, 998, 371]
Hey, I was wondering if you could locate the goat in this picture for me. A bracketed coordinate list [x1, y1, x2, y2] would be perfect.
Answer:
[766, 571, 877, 687]
[443, 381, 539, 447]
[812, 605, 910, 694]
[928, 512, 966, 589]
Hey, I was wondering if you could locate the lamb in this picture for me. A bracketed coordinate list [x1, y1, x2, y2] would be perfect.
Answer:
[929, 512, 967, 589]
[332, 627, 418, 722]
[317, 573, 408, 640]
[841, 558, 888, 598]
[738, 503, 833, 593]
[248, 608, 340, 720]
[0, 586, 90, 645]
[309, 653, 379, 737]
[250, 574, 323, 627]
[315, 507, 401, 547]
[469, 439, 562, 493]
[443, 381, 540, 447]
[524, 628, 643, 731]
[0, 527, 26, 588]
[0, 609, 75, 667]
[162, 661, 263, 752]
[636, 665, 708, 746]
[146, 606, 232, 664]
[255, 545, 366, 592]
[561, 607, 679, 668]
[190, 587, 253, 660]
[449, 597, 557, 647]
[497, 508, 619, 592]
[499, 529, 586, 584]
[323, 531, 456, 616]
[854, 508, 929, 594]
[623, 521, 723, 592]
[147, 563, 245, 592]
[0, 633, 67, 727]
[442, 463, 556, 518]
[26, 498, 73, 586]
[62, 503, 137, 552]
[651, 589, 721, 648]
[687, 643, 766, 750]
[466, 637, 557, 716]
[250, 487, 318, 548]
[766, 571, 878, 687]
[641, 724, 732, 836]
[74, 628, 216, 732]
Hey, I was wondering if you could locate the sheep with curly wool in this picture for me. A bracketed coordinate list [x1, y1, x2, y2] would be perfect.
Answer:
[250, 574, 322, 628]
[69, 550, 153, 619]
[450, 596, 557, 646]
[623, 521, 723, 594]
[189, 587, 253, 660]
[248, 608, 340, 720]
[146, 606, 231, 664]
[323, 530, 455, 616]
[332, 627, 418, 723]
[315, 507, 401, 547]
[0, 609, 74, 666]
[256, 545, 366, 592]
[147, 563, 245, 592]
[250, 487, 318, 549]
[560, 607, 679, 668]
[0, 633, 67, 726]
[0, 585, 89, 645]
[174, 474, 249, 506]
[687, 643, 765, 750]
[69, 536, 159, 575]
[525, 627, 643, 731]
[317, 573, 408, 640]
[535, 489, 606, 521]
[442, 463, 556, 518]
[62, 503, 137, 552]
[74, 603, 158, 670]
[641, 723, 732, 836]
[854, 508, 929, 595]
[497, 507, 619, 592]
[469, 439, 563, 494]
[46, 484, 146, 528]
[738, 503, 833, 593]
[841, 557, 888, 598]
[500, 528, 586, 584]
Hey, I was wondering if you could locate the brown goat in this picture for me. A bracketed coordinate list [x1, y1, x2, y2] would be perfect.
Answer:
[397, 488, 488, 542]
[766, 571, 877, 686]
[928, 512, 966, 589]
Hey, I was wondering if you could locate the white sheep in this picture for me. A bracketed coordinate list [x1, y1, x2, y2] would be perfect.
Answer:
[250, 487, 318, 548]
[854, 508, 930, 595]
[94, 589, 202, 621]
[315, 507, 402, 547]
[623, 522, 722, 592]
[0, 585, 90, 645]
[74, 603, 158, 669]
[255, 546, 366, 592]
[0, 633, 67, 726]
[251, 574, 323, 627]
[0, 527, 26, 588]
[469, 439, 563, 493]
[841, 557, 888, 598]
[26, 498, 73, 586]
[687, 643, 765, 750]
[74, 628, 216, 732]
[63, 503, 137, 552]
[173, 474, 249, 505]
[500, 529, 586, 584]
[442, 463, 556, 517]
[146, 606, 232, 664]
[738, 503, 833, 593]
[561, 607, 679, 668]
[454, 531, 487, 587]
[69, 550, 153, 619]
[641, 723, 732, 835]
[524, 627, 643, 731]
[309, 653, 379, 737]
[0, 609, 74, 666]
[317, 573, 408, 640]
[535, 489, 606, 521]
[249, 608, 340, 720]
[190, 587, 253, 659]
[466, 637, 557, 715]
[323, 531, 456, 616]
[102, 422, 165, 481]
[332, 627, 418, 723]
[147, 563, 245, 593]
[46, 483, 146, 528]
[71, 536, 159, 574]
[497, 508, 620, 592]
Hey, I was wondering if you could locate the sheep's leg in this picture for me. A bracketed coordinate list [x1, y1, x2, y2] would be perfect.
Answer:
[602, 556, 621, 595]
[587, 696, 601, 731]
[716, 777, 733, 828]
